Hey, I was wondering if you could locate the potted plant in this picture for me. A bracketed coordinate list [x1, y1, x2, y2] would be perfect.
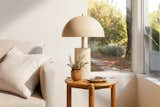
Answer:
[67, 56, 88, 81]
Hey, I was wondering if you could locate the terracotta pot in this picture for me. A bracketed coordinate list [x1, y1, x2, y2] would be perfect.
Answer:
[71, 69, 82, 81]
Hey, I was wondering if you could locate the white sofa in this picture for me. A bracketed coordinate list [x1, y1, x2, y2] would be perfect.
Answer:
[0, 39, 54, 107]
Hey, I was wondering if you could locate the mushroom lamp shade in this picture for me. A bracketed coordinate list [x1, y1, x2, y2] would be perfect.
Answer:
[62, 16, 104, 79]
[62, 16, 105, 37]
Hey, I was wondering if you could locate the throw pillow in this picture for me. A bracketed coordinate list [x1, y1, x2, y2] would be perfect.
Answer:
[0, 47, 49, 98]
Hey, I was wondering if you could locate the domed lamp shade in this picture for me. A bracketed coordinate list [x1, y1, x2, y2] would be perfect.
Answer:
[62, 16, 105, 47]
[62, 16, 104, 79]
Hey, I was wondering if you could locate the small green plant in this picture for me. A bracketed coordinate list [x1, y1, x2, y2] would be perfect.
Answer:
[67, 56, 88, 70]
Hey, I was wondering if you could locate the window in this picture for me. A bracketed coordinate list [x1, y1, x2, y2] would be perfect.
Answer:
[88, 0, 132, 71]
[144, 0, 160, 74]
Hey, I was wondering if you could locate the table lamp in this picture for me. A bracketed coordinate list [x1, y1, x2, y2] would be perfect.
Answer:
[62, 16, 104, 79]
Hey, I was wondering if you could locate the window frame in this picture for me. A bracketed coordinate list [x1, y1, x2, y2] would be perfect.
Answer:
[132, 0, 146, 74]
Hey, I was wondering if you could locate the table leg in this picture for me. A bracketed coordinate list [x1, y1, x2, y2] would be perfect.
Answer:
[111, 84, 116, 107]
[67, 85, 72, 107]
[89, 84, 95, 107]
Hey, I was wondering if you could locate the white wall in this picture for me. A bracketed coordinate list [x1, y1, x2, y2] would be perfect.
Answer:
[0, 0, 87, 107]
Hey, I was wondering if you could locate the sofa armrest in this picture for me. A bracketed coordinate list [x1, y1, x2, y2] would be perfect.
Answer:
[40, 60, 55, 107]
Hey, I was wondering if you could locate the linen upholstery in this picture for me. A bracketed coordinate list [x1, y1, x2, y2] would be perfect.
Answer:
[0, 47, 49, 98]
[40, 61, 55, 107]
[0, 91, 45, 107]
[0, 39, 43, 59]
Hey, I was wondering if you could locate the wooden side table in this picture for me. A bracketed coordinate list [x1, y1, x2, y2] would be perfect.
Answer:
[65, 79, 117, 107]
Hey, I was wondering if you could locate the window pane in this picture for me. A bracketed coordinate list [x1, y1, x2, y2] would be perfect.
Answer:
[149, 0, 160, 51]
[88, 0, 132, 72]
[146, 0, 160, 73]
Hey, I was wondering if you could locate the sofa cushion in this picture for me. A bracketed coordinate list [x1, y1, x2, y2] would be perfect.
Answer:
[0, 39, 44, 60]
[0, 47, 49, 98]
[0, 91, 45, 107]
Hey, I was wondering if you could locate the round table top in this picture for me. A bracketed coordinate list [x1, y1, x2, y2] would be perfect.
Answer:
[65, 78, 116, 89]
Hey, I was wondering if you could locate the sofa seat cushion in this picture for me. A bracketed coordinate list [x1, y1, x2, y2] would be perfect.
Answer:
[0, 91, 45, 107]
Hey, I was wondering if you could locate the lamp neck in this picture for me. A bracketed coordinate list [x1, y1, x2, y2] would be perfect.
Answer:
[81, 37, 85, 48]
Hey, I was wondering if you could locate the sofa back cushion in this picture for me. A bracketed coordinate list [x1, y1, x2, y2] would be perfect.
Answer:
[0, 39, 43, 59]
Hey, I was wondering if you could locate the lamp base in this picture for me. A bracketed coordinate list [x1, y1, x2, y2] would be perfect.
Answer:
[75, 48, 91, 79]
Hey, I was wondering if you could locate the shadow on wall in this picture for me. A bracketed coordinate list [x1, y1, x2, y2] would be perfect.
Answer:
[0, 0, 43, 32]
